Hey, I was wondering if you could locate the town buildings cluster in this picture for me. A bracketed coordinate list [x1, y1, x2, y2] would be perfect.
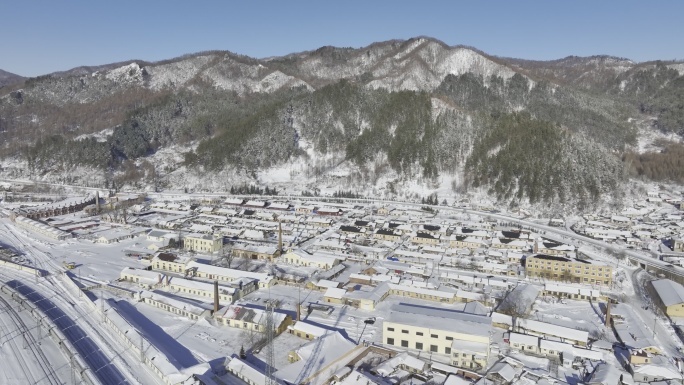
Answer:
[1, 184, 684, 385]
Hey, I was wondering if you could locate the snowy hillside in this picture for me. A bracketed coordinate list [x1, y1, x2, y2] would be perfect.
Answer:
[1, 36, 683, 212]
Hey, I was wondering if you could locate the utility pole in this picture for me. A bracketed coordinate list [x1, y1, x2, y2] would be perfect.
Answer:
[71, 355, 75, 385]
[297, 284, 302, 321]
[264, 286, 276, 385]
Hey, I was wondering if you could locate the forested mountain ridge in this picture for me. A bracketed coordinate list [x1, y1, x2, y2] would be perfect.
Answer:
[0, 69, 24, 88]
[0, 37, 682, 212]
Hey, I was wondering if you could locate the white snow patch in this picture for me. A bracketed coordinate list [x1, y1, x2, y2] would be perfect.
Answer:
[74, 127, 114, 142]
[634, 125, 682, 153]
[105, 63, 143, 84]
[666, 63, 684, 75]
[147, 55, 214, 91]
[392, 38, 427, 61]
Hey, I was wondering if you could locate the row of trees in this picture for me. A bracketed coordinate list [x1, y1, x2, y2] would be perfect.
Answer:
[623, 142, 684, 183]
[229, 184, 279, 195]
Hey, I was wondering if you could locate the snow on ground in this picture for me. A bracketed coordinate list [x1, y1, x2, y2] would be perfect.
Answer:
[633, 123, 682, 153]
[0, 184, 682, 383]
[74, 127, 114, 142]
[667, 63, 684, 75]
[0, 290, 73, 385]
[0, 218, 149, 282]
[533, 298, 612, 342]
[107, 294, 236, 363]
[302, 303, 380, 345]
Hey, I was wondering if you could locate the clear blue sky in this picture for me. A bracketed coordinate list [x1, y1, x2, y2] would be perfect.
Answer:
[2, 0, 683, 77]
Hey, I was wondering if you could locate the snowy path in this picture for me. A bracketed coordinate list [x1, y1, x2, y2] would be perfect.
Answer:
[303, 306, 380, 344]
[629, 268, 684, 357]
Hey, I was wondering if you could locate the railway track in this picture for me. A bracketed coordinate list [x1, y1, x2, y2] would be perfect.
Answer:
[0, 224, 143, 385]
[0, 292, 62, 385]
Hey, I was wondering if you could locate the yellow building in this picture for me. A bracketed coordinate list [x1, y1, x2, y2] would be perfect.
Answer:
[673, 238, 684, 252]
[507, 253, 524, 265]
[383, 303, 491, 371]
[119, 267, 163, 289]
[374, 228, 402, 242]
[295, 205, 315, 214]
[151, 252, 193, 274]
[525, 254, 612, 286]
[629, 349, 654, 365]
[450, 236, 487, 249]
[167, 276, 235, 304]
[410, 231, 441, 245]
[377, 207, 393, 215]
[185, 261, 274, 289]
[215, 304, 291, 335]
[542, 283, 602, 302]
[491, 238, 528, 251]
[535, 239, 575, 256]
[184, 233, 223, 253]
[231, 244, 280, 261]
[282, 250, 340, 270]
[650, 279, 684, 317]
[139, 291, 210, 321]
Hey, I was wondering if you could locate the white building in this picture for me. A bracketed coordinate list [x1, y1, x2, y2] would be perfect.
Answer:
[383, 303, 492, 371]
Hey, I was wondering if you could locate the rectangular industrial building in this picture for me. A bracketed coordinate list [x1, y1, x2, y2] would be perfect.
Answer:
[383, 303, 492, 371]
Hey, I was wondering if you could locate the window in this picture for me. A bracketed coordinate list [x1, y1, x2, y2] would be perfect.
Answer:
[416, 332, 424, 336]
[387, 338, 395, 345]
[401, 340, 409, 348]
[416, 342, 423, 349]
[453, 353, 459, 357]
[402, 330, 409, 334]
[430, 345, 438, 352]
[387, 327, 395, 332]
[446, 336, 454, 341]
[445, 347, 451, 354]
[431, 334, 438, 338]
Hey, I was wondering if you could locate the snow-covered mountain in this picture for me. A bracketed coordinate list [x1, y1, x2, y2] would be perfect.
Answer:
[1, 37, 683, 213]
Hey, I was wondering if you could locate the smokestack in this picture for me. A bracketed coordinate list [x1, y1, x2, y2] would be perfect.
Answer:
[96, 191, 101, 212]
[278, 221, 283, 256]
[214, 281, 219, 313]
[605, 301, 611, 327]
[296, 303, 301, 322]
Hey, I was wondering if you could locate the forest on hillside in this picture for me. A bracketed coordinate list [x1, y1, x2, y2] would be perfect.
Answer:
[2, 45, 683, 208]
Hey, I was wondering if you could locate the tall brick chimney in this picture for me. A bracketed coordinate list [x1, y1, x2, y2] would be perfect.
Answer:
[278, 220, 283, 256]
[213, 281, 219, 313]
